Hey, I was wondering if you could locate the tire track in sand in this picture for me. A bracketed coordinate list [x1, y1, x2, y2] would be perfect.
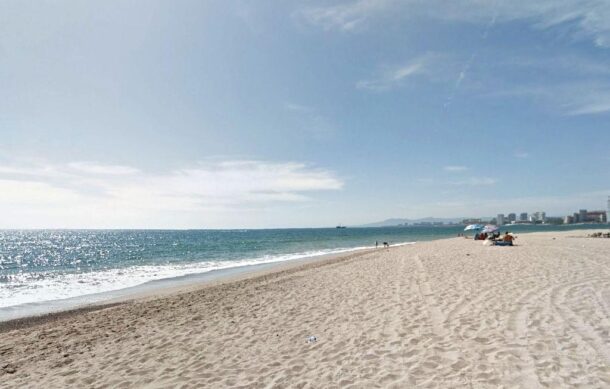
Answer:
[505, 281, 548, 389]
[413, 254, 447, 337]
[550, 277, 610, 363]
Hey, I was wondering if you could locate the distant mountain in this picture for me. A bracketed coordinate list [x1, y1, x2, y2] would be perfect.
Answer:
[358, 217, 467, 228]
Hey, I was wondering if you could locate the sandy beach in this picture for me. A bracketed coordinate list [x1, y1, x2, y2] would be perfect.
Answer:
[1, 230, 609, 388]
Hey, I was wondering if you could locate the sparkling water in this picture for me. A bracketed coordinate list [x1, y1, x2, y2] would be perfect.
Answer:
[0, 224, 603, 312]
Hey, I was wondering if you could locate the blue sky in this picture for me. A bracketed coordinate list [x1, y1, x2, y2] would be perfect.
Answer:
[1, 0, 609, 228]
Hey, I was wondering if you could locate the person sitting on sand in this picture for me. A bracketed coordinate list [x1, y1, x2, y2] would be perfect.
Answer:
[493, 231, 515, 246]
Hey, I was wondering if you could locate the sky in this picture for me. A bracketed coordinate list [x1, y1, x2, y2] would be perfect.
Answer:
[1, 0, 609, 228]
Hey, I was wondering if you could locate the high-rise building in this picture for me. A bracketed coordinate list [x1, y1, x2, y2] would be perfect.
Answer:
[586, 211, 607, 223]
[519, 212, 528, 222]
[508, 213, 516, 223]
[497, 214, 505, 226]
[564, 215, 574, 224]
[607, 196, 610, 224]
[579, 209, 587, 223]
[531, 211, 546, 223]
[573, 212, 580, 223]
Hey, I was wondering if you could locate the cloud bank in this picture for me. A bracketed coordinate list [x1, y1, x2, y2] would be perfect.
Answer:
[0, 160, 344, 228]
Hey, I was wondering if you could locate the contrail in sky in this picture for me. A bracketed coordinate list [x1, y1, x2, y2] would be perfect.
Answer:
[444, 13, 497, 109]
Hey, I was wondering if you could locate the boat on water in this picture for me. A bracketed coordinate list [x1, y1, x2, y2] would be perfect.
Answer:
[336, 225, 347, 229]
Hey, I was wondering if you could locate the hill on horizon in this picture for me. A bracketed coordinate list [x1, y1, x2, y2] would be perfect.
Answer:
[357, 217, 469, 228]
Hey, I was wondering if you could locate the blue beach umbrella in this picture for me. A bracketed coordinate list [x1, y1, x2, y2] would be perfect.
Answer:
[464, 224, 484, 231]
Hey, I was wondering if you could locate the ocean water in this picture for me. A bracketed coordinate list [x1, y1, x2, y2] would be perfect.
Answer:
[0, 224, 604, 315]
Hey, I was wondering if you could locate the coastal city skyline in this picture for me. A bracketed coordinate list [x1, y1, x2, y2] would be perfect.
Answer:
[363, 195, 610, 227]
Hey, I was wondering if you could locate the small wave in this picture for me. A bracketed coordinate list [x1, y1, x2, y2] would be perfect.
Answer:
[0, 242, 415, 309]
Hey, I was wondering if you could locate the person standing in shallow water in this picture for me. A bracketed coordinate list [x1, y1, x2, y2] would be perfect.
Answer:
[375, 241, 378, 248]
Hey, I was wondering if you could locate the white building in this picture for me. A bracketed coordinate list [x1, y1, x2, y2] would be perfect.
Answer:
[531, 211, 546, 223]
[497, 214, 505, 226]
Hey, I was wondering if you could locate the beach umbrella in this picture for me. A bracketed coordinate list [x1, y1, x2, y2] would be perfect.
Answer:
[481, 225, 499, 233]
[464, 224, 484, 231]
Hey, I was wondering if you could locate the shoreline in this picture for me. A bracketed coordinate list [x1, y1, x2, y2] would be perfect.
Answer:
[0, 245, 385, 328]
[1, 224, 605, 323]
[0, 229, 608, 386]
[1, 241, 422, 323]
[1, 248, 378, 332]
[2, 225, 606, 324]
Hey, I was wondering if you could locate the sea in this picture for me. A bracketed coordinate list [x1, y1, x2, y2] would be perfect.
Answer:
[0, 224, 604, 320]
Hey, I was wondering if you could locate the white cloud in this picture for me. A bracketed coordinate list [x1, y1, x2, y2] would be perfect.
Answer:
[356, 55, 431, 91]
[424, 0, 610, 48]
[297, 1, 610, 48]
[0, 179, 81, 205]
[443, 165, 468, 172]
[514, 151, 529, 159]
[393, 63, 423, 80]
[0, 160, 344, 228]
[296, 0, 393, 32]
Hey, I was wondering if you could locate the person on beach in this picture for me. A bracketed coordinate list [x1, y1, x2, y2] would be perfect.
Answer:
[503, 231, 514, 245]
[375, 241, 378, 248]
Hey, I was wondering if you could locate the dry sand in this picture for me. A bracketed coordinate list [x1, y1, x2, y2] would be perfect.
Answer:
[1, 230, 609, 388]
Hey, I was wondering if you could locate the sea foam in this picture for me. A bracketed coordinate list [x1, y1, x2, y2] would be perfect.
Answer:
[0, 243, 414, 309]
